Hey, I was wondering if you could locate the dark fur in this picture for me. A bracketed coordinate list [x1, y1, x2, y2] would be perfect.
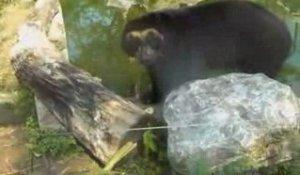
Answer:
[122, 0, 291, 103]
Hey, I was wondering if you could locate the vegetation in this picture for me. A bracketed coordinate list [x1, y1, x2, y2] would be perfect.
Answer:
[13, 86, 36, 119]
[24, 116, 83, 158]
[0, 0, 299, 174]
[14, 86, 82, 159]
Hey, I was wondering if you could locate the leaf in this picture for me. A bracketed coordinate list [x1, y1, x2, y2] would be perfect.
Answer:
[143, 130, 157, 152]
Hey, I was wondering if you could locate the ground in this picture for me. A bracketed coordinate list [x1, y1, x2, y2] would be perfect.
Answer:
[0, 92, 103, 174]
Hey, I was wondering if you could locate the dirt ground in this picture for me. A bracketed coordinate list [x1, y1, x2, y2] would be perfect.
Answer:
[0, 125, 104, 175]
[0, 125, 30, 174]
[0, 92, 103, 175]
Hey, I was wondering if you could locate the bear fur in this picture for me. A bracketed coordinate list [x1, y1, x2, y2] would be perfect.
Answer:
[121, 0, 291, 103]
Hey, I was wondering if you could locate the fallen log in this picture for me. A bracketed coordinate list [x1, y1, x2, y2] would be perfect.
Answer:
[10, 23, 150, 164]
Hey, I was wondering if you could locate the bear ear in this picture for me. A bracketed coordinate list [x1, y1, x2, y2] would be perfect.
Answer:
[143, 28, 164, 51]
[123, 31, 143, 56]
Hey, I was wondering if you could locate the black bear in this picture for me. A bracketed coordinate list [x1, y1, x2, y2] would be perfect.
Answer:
[121, 0, 291, 103]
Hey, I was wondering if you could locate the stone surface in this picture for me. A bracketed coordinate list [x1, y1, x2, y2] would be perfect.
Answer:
[11, 0, 68, 130]
[48, 9, 66, 49]
[11, 22, 63, 62]
[163, 73, 300, 174]
[34, 0, 58, 27]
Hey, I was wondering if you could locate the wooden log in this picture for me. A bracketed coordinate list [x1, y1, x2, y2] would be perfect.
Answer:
[10, 50, 149, 164]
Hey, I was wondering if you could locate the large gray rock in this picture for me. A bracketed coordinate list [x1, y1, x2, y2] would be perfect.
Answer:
[163, 73, 300, 175]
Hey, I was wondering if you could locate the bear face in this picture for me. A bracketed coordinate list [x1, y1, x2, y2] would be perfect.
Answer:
[121, 0, 292, 104]
[125, 28, 164, 65]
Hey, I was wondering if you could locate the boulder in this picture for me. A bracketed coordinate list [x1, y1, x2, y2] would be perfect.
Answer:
[164, 73, 300, 174]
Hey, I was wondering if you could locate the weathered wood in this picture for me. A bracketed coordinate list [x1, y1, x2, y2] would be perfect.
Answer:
[11, 51, 148, 164]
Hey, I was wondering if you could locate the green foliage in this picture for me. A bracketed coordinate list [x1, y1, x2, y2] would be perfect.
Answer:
[143, 130, 157, 157]
[14, 86, 36, 118]
[117, 156, 167, 175]
[25, 117, 83, 158]
[123, 130, 168, 174]
[142, 129, 168, 161]
[115, 130, 169, 174]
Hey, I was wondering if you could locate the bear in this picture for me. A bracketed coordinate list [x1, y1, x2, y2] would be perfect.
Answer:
[121, 0, 292, 104]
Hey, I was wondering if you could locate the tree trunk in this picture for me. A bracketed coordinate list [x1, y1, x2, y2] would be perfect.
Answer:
[11, 51, 149, 164]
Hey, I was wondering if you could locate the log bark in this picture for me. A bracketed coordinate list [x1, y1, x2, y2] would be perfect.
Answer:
[10, 51, 148, 164]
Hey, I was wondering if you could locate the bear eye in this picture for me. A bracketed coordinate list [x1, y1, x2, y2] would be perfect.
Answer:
[148, 38, 161, 50]
[145, 32, 163, 50]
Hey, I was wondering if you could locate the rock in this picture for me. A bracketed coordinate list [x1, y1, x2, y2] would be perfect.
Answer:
[34, 96, 64, 130]
[62, 48, 69, 61]
[11, 22, 63, 63]
[48, 10, 66, 49]
[163, 73, 300, 174]
[34, 0, 59, 28]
